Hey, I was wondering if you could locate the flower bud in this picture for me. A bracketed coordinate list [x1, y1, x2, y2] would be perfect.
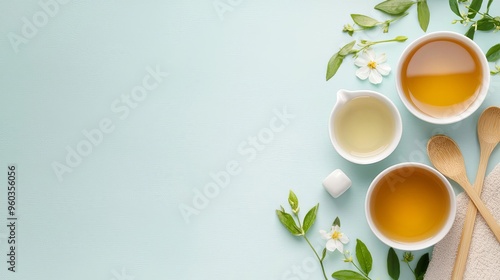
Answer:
[394, 36, 408, 42]
[403, 251, 414, 263]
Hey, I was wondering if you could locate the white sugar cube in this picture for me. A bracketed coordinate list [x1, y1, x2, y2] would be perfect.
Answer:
[322, 169, 352, 198]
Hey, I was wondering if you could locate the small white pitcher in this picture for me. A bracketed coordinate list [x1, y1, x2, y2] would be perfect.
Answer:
[329, 89, 403, 164]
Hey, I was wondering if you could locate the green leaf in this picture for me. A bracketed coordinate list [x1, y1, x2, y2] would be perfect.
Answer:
[276, 210, 303, 236]
[387, 248, 400, 280]
[468, 0, 483, 19]
[375, 0, 415, 15]
[449, 0, 462, 17]
[417, 0, 430, 32]
[486, 43, 500, 62]
[339, 40, 356, 56]
[355, 239, 373, 275]
[333, 216, 341, 227]
[332, 270, 368, 280]
[321, 248, 327, 261]
[288, 190, 299, 213]
[465, 25, 476, 39]
[351, 14, 379, 28]
[326, 41, 355, 81]
[415, 253, 430, 280]
[326, 53, 344, 81]
[477, 18, 496, 30]
[302, 203, 319, 234]
[487, 0, 494, 13]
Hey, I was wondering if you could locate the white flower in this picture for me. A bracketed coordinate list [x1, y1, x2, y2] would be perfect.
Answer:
[319, 225, 349, 252]
[354, 49, 391, 84]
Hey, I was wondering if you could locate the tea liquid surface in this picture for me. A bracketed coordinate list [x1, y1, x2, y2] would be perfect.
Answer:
[400, 38, 482, 118]
[370, 167, 450, 243]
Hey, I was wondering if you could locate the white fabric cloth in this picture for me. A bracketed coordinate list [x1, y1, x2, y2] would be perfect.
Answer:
[425, 163, 500, 279]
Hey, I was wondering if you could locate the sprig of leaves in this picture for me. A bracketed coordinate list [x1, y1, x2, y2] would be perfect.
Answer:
[328, 0, 429, 82]
[450, 0, 500, 40]
[332, 240, 373, 280]
[343, 13, 408, 35]
[387, 250, 430, 280]
[326, 36, 407, 81]
[276, 191, 431, 280]
[276, 190, 318, 236]
[375, 0, 430, 31]
[276, 190, 327, 279]
[449, 0, 500, 75]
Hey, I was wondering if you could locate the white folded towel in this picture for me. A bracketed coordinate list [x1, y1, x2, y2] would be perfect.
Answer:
[425, 163, 500, 279]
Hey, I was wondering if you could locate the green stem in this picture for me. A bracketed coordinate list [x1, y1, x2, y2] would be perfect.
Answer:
[354, 36, 408, 54]
[294, 213, 303, 229]
[303, 235, 328, 280]
[406, 262, 416, 279]
[491, 65, 500, 75]
[465, 5, 489, 18]
[350, 261, 372, 280]
[293, 212, 327, 280]
[370, 37, 406, 44]
[388, 12, 409, 23]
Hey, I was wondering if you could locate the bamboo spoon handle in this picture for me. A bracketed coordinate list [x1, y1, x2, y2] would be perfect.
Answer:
[452, 149, 491, 280]
[461, 176, 500, 243]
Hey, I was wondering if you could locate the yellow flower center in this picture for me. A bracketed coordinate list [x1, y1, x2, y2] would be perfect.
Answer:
[367, 61, 377, 69]
[331, 231, 340, 240]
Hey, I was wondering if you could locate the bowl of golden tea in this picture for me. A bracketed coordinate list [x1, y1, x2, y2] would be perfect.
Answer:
[396, 31, 490, 124]
[365, 162, 456, 250]
[329, 89, 402, 164]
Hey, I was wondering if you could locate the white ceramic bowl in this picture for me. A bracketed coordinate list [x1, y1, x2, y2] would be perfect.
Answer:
[365, 162, 456, 251]
[329, 89, 403, 165]
[395, 31, 490, 124]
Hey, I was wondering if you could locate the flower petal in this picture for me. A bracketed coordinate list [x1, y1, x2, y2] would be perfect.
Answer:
[369, 69, 383, 84]
[354, 54, 369, 67]
[319, 230, 330, 240]
[365, 49, 376, 61]
[375, 53, 387, 64]
[334, 239, 344, 252]
[376, 63, 391, 76]
[326, 239, 337, 252]
[339, 234, 349, 244]
[356, 67, 370, 80]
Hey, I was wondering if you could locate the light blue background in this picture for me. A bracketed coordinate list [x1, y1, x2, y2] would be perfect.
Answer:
[0, 1, 500, 279]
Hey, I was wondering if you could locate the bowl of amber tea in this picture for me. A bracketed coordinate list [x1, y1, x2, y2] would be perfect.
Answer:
[365, 162, 456, 251]
[329, 89, 402, 164]
[396, 31, 490, 124]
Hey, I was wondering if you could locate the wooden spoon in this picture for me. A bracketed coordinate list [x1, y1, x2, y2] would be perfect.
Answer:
[427, 135, 500, 243]
[452, 107, 500, 279]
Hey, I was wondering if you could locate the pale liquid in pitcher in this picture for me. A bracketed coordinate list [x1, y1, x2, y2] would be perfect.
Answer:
[334, 96, 395, 157]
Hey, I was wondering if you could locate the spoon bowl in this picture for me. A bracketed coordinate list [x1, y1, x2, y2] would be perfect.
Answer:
[427, 134, 500, 243]
[478, 107, 500, 145]
[427, 135, 469, 185]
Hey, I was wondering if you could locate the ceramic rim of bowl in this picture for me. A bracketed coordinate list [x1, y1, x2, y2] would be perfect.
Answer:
[364, 162, 457, 251]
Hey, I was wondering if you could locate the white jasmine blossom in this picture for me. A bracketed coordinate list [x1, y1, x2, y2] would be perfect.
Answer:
[320, 225, 350, 253]
[354, 49, 391, 84]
